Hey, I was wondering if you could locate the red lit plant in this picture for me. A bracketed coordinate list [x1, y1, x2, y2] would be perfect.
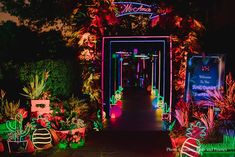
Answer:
[169, 99, 190, 149]
[204, 73, 235, 120]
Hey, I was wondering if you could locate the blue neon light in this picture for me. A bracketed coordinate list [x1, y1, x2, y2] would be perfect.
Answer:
[185, 55, 224, 103]
[109, 40, 166, 110]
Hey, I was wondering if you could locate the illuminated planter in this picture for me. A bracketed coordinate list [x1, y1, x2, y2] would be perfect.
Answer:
[56, 127, 86, 138]
[7, 140, 28, 153]
[116, 100, 123, 108]
[58, 141, 68, 149]
[56, 128, 86, 150]
[31, 100, 51, 116]
[69, 139, 85, 149]
[110, 105, 122, 119]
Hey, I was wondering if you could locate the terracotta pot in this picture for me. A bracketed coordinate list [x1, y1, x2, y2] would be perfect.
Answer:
[31, 100, 51, 116]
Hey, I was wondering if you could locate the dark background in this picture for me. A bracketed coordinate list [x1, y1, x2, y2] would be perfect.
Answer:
[202, 0, 235, 77]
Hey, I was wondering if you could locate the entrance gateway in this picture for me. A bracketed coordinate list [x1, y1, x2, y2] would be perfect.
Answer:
[102, 36, 173, 122]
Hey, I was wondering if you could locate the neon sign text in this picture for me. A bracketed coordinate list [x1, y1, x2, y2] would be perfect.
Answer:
[114, 2, 164, 19]
[121, 3, 151, 14]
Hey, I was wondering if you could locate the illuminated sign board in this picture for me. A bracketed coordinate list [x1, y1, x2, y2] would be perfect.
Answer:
[113, 2, 166, 19]
[184, 54, 225, 105]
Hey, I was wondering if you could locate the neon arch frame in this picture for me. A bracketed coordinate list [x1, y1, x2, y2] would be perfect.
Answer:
[102, 36, 172, 121]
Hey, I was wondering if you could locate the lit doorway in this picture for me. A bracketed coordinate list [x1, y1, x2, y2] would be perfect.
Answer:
[102, 36, 172, 129]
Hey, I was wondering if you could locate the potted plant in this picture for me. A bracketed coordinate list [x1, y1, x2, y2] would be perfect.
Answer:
[21, 71, 51, 116]
[57, 128, 85, 150]
[69, 131, 85, 149]
[56, 117, 86, 138]
[6, 113, 32, 153]
[0, 89, 20, 121]
[48, 95, 88, 149]
[51, 96, 88, 136]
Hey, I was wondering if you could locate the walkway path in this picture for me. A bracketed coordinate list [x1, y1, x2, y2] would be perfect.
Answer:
[2, 87, 175, 157]
[104, 87, 162, 131]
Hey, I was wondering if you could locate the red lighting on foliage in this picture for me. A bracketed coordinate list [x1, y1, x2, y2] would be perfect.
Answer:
[17, 108, 28, 118]
[0, 138, 4, 152]
[25, 136, 35, 153]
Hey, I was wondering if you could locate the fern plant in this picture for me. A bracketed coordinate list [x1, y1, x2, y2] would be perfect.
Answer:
[21, 72, 49, 100]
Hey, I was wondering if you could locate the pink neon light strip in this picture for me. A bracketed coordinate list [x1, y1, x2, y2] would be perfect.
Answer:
[101, 37, 105, 119]
[101, 36, 172, 121]
[169, 36, 172, 122]
[151, 61, 154, 91]
[120, 58, 123, 87]
[143, 59, 145, 69]
[158, 50, 161, 95]
[103, 36, 170, 39]
[137, 62, 140, 73]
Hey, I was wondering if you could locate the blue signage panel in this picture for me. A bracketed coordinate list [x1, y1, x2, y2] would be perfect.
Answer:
[184, 54, 225, 105]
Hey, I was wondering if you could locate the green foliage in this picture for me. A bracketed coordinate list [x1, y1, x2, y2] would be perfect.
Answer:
[21, 72, 47, 99]
[19, 59, 77, 99]
[4, 100, 20, 119]
[0, 89, 20, 120]
[63, 95, 89, 119]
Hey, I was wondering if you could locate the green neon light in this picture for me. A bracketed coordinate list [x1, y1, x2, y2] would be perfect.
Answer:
[200, 152, 235, 157]
[70, 139, 85, 149]
[110, 86, 123, 104]
[93, 110, 103, 131]
[6, 113, 31, 141]
[110, 95, 117, 105]
[115, 86, 123, 95]
[199, 135, 235, 154]
[58, 141, 68, 149]
[168, 120, 176, 131]
[152, 89, 170, 114]
[163, 102, 170, 113]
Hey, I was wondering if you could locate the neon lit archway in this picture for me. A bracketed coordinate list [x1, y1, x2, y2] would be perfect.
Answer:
[102, 36, 172, 120]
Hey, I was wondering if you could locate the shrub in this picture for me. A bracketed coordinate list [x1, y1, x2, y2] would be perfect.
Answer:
[19, 59, 79, 99]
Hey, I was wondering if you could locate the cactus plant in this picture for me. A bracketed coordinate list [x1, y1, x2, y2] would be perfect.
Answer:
[7, 113, 31, 142]
[6, 113, 32, 153]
